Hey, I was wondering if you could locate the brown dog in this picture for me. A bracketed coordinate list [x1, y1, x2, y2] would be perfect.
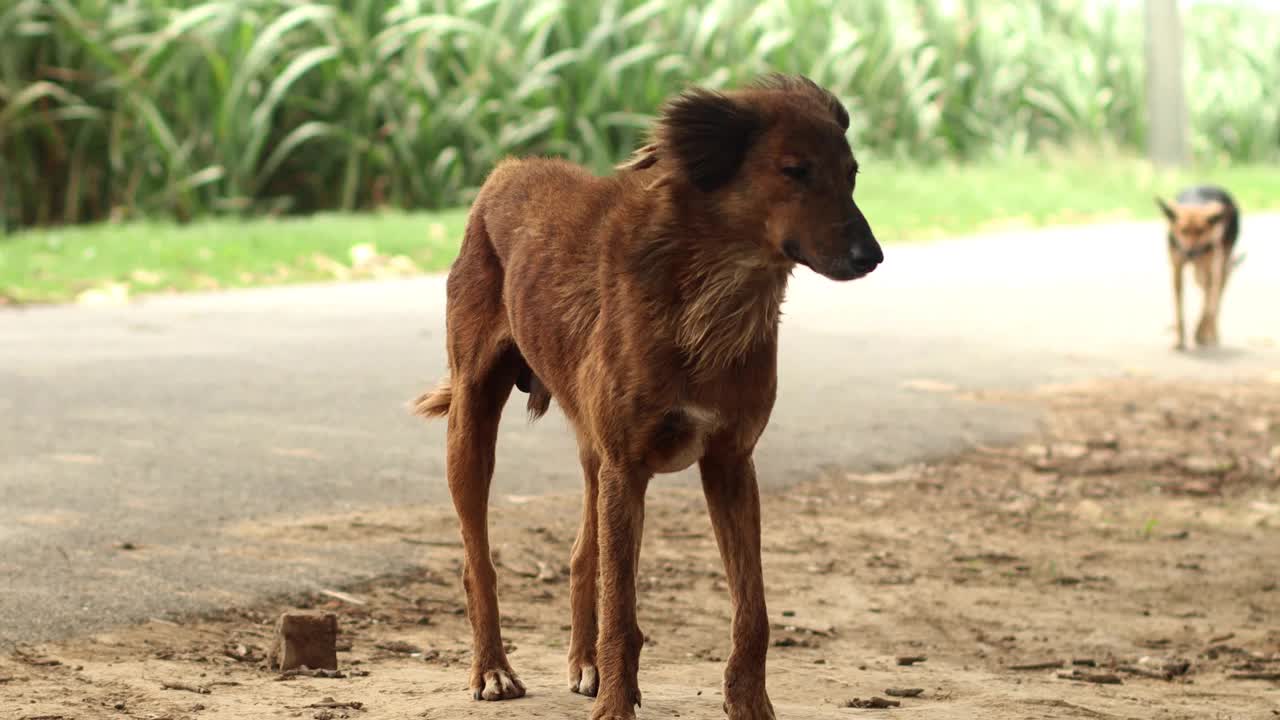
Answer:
[1156, 186, 1241, 350]
[415, 74, 882, 720]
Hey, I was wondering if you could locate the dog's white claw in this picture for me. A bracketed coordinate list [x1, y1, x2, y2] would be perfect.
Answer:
[478, 670, 525, 701]
[570, 663, 599, 696]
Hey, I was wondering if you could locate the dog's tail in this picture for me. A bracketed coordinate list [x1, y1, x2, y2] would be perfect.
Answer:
[412, 376, 452, 419]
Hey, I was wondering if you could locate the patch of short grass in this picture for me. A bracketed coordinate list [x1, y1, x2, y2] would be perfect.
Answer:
[0, 210, 468, 304]
[2, 156, 1277, 304]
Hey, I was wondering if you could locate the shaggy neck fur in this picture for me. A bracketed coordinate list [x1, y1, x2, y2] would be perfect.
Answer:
[674, 243, 788, 375]
[631, 189, 791, 378]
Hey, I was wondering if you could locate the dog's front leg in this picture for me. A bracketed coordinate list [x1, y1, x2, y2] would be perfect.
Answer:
[1170, 257, 1186, 350]
[1198, 246, 1227, 346]
[592, 461, 650, 720]
[700, 448, 775, 720]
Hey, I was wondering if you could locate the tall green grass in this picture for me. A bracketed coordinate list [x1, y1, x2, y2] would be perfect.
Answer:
[2, 0, 1278, 230]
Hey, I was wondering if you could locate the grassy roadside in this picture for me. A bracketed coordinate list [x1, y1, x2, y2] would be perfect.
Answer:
[3, 157, 1278, 305]
[860, 155, 1280, 239]
[1, 210, 468, 305]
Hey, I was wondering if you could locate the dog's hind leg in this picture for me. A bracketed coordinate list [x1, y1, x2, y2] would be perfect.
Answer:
[567, 443, 601, 696]
[444, 218, 526, 702]
[447, 361, 525, 701]
[699, 447, 775, 720]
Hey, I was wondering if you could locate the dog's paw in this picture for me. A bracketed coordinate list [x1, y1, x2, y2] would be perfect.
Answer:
[724, 693, 776, 720]
[1194, 318, 1219, 347]
[589, 686, 642, 720]
[590, 704, 636, 720]
[590, 711, 636, 720]
[568, 661, 599, 696]
[471, 669, 526, 701]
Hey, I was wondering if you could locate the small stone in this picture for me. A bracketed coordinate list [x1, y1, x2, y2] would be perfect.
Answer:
[1024, 444, 1048, 458]
[375, 640, 422, 655]
[1086, 433, 1120, 450]
[884, 687, 924, 698]
[1050, 443, 1089, 460]
[267, 611, 339, 671]
[845, 696, 900, 709]
[1182, 456, 1235, 476]
[1172, 479, 1219, 497]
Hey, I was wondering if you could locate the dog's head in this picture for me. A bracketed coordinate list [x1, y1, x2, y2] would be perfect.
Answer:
[1157, 197, 1228, 255]
[648, 74, 882, 281]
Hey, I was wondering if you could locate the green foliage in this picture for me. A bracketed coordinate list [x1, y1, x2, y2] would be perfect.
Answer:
[2, 0, 1277, 229]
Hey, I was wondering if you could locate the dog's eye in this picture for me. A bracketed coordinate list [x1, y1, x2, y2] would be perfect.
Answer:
[781, 165, 809, 181]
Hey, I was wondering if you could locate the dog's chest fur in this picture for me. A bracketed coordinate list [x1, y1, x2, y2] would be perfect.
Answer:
[495, 171, 789, 467]
[628, 247, 787, 469]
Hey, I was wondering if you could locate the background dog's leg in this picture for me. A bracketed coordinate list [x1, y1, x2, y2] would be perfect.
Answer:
[700, 449, 776, 720]
[1193, 252, 1223, 347]
[447, 371, 525, 701]
[1204, 246, 1227, 345]
[1171, 258, 1186, 350]
[568, 445, 601, 696]
[592, 462, 650, 720]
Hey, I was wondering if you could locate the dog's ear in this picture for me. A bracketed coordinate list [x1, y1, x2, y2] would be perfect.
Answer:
[1155, 196, 1177, 222]
[657, 88, 760, 192]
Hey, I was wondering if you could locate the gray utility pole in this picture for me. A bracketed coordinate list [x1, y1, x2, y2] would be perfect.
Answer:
[1145, 0, 1190, 167]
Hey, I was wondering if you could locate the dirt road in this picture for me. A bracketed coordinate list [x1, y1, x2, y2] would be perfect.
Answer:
[3, 378, 1278, 719]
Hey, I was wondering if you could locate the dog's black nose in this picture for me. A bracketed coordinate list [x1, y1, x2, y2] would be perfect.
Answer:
[847, 239, 883, 272]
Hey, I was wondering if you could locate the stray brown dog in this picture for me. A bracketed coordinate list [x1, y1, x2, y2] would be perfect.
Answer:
[1156, 186, 1241, 350]
[415, 74, 882, 720]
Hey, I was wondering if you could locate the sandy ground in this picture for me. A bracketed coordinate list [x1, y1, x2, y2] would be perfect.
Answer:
[3, 378, 1279, 720]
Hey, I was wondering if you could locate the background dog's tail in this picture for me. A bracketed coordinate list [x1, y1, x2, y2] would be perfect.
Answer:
[412, 376, 452, 419]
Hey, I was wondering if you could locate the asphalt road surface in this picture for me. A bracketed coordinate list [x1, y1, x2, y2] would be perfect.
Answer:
[2, 215, 1277, 647]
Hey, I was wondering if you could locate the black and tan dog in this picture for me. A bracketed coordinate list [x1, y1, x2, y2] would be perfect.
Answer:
[1156, 186, 1241, 350]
